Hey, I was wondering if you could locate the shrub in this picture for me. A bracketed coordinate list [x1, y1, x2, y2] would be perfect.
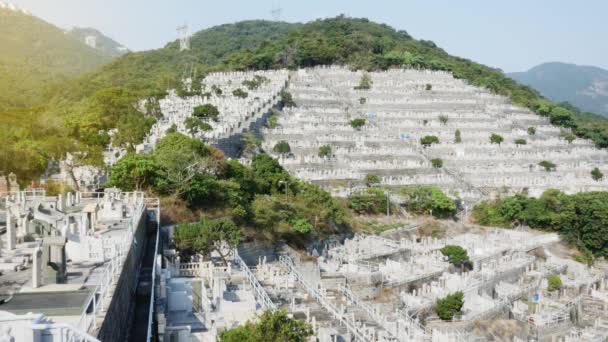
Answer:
[291, 218, 312, 234]
[527, 127, 536, 135]
[425, 83, 432, 91]
[359, 97, 366, 105]
[318, 145, 332, 158]
[547, 274, 562, 292]
[399, 186, 456, 218]
[435, 291, 464, 321]
[211, 85, 223, 95]
[347, 188, 387, 214]
[490, 133, 504, 145]
[273, 141, 291, 154]
[420, 135, 439, 147]
[440, 245, 469, 265]
[280, 90, 296, 107]
[192, 104, 219, 120]
[350, 118, 366, 130]
[539, 160, 556, 171]
[514, 138, 527, 145]
[591, 167, 604, 181]
[560, 130, 576, 143]
[454, 129, 461, 143]
[354, 73, 372, 90]
[268, 113, 279, 128]
[233, 88, 248, 98]
[431, 158, 443, 168]
[438, 115, 448, 125]
[364, 174, 380, 187]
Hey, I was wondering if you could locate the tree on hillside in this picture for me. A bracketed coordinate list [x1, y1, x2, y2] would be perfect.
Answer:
[219, 309, 313, 342]
[431, 158, 443, 168]
[273, 141, 291, 155]
[454, 129, 462, 143]
[420, 135, 439, 147]
[174, 217, 242, 264]
[438, 115, 448, 125]
[591, 167, 604, 181]
[233, 88, 248, 98]
[425, 83, 432, 91]
[108, 153, 162, 191]
[490, 133, 504, 145]
[538, 160, 556, 172]
[400, 186, 456, 218]
[192, 104, 220, 121]
[318, 145, 332, 158]
[347, 188, 387, 215]
[354, 73, 372, 90]
[560, 130, 576, 144]
[440, 245, 470, 265]
[350, 118, 366, 130]
[280, 90, 296, 107]
[547, 274, 562, 292]
[435, 292, 464, 321]
[514, 138, 527, 146]
[364, 174, 380, 187]
[185, 117, 212, 137]
[527, 127, 536, 135]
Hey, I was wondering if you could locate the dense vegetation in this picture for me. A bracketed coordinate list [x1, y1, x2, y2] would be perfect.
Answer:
[472, 190, 608, 257]
[397, 186, 456, 218]
[219, 310, 312, 342]
[6, 16, 608, 183]
[108, 133, 348, 244]
[435, 291, 464, 321]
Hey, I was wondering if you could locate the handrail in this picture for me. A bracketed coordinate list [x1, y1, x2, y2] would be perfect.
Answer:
[234, 249, 277, 310]
[31, 323, 101, 342]
[278, 255, 371, 342]
[146, 200, 161, 342]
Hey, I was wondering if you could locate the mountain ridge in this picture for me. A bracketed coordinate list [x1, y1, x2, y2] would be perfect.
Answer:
[509, 62, 608, 117]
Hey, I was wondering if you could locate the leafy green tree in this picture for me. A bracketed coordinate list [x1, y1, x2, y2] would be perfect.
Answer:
[108, 153, 163, 191]
[273, 141, 291, 155]
[185, 117, 212, 137]
[291, 218, 313, 234]
[364, 174, 380, 187]
[490, 133, 504, 145]
[431, 158, 443, 168]
[354, 73, 372, 90]
[435, 292, 464, 321]
[267, 113, 279, 128]
[280, 90, 296, 107]
[440, 245, 469, 265]
[166, 124, 177, 134]
[219, 309, 313, 342]
[399, 186, 456, 218]
[527, 127, 536, 135]
[438, 115, 448, 125]
[251, 153, 291, 194]
[560, 130, 576, 143]
[174, 217, 243, 264]
[112, 113, 156, 151]
[420, 135, 439, 147]
[547, 274, 562, 292]
[192, 104, 220, 121]
[347, 188, 387, 214]
[233, 88, 248, 98]
[425, 83, 432, 91]
[514, 138, 527, 146]
[454, 129, 462, 143]
[318, 145, 332, 158]
[350, 118, 366, 130]
[539, 160, 556, 172]
[591, 167, 604, 181]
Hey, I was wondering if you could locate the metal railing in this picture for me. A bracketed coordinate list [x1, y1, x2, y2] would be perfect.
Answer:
[278, 255, 372, 342]
[234, 249, 277, 310]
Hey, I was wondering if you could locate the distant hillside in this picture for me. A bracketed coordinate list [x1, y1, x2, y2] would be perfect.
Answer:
[6, 17, 608, 181]
[509, 62, 608, 117]
[0, 6, 114, 111]
[67, 27, 129, 58]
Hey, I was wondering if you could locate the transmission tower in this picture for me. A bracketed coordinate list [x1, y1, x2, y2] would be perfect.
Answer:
[270, 1, 283, 21]
[176, 24, 190, 51]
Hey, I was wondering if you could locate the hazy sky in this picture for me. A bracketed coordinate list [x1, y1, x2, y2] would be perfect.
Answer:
[9, 0, 608, 72]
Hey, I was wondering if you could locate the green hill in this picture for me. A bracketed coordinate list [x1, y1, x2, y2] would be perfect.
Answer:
[509, 62, 608, 117]
[0, 7, 114, 111]
[67, 27, 129, 58]
[5, 17, 608, 181]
